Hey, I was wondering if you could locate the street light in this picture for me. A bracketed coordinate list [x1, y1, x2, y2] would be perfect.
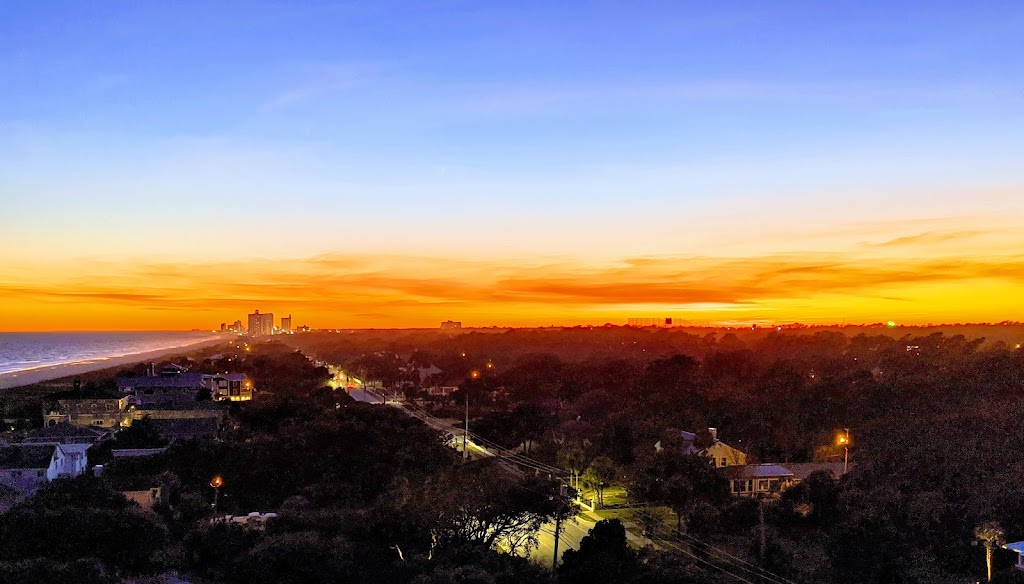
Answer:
[837, 429, 850, 474]
[210, 475, 223, 513]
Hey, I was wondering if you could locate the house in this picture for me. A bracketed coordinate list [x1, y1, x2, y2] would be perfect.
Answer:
[1004, 541, 1024, 571]
[215, 512, 279, 529]
[122, 486, 163, 511]
[119, 369, 207, 405]
[21, 421, 113, 445]
[681, 428, 747, 468]
[722, 462, 847, 498]
[0, 443, 83, 495]
[426, 386, 459, 397]
[204, 373, 253, 402]
[723, 464, 795, 498]
[133, 402, 226, 422]
[119, 365, 252, 404]
[43, 397, 134, 429]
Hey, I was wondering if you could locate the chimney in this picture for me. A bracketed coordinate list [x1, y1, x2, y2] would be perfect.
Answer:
[707, 427, 718, 441]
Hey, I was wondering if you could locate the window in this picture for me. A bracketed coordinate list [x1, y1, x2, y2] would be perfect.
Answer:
[720, 457, 727, 467]
[757, 479, 770, 492]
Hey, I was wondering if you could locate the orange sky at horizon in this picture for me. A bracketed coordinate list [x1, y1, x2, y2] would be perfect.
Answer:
[2, 216, 1023, 331]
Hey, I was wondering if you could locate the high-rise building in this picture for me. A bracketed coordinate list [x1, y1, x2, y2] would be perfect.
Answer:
[248, 310, 275, 336]
[220, 322, 227, 332]
[281, 315, 292, 333]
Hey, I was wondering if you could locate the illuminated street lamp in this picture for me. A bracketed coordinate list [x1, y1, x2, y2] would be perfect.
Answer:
[210, 475, 224, 513]
[837, 429, 851, 474]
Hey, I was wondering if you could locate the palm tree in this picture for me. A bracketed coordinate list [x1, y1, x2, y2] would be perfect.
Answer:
[974, 521, 1005, 582]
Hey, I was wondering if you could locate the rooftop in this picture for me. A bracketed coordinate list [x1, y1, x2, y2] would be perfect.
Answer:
[723, 464, 795, 480]
[0, 444, 57, 470]
[22, 421, 111, 444]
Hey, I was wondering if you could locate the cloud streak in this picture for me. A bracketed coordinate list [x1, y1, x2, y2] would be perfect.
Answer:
[3, 248, 1023, 329]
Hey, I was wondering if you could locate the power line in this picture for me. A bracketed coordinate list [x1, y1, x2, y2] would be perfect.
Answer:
[632, 509, 794, 584]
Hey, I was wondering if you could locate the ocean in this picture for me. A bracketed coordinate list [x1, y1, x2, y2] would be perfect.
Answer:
[0, 331, 220, 377]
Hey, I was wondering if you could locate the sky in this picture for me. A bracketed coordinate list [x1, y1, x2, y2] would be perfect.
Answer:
[1, 1, 1023, 330]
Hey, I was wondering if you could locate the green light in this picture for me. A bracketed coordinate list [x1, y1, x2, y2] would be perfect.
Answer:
[886, 321, 896, 328]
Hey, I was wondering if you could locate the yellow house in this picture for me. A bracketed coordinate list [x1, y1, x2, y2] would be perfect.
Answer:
[681, 428, 747, 468]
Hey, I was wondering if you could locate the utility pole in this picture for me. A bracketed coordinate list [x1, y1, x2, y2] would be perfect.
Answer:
[552, 483, 567, 570]
[463, 390, 469, 461]
[758, 496, 766, 563]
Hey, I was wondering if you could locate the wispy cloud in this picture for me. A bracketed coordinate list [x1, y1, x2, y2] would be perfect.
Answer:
[3, 249, 1023, 328]
[262, 63, 381, 110]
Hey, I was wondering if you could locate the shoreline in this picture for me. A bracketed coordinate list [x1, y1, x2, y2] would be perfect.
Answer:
[0, 338, 227, 390]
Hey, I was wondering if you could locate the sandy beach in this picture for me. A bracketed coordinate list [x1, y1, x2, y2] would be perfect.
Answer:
[0, 337, 227, 390]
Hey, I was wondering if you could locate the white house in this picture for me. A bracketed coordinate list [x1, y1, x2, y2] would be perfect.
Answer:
[0, 443, 84, 495]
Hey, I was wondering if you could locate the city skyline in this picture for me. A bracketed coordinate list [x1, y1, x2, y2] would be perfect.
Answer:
[2, 2, 1023, 331]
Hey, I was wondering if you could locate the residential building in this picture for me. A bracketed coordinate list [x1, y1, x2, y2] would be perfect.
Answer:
[723, 464, 795, 498]
[281, 315, 292, 333]
[440, 320, 462, 330]
[119, 370, 208, 405]
[205, 373, 253, 402]
[21, 421, 113, 445]
[1004, 541, 1024, 571]
[133, 402, 226, 422]
[248, 310, 274, 336]
[723, 462, 847, 498]
[43, 397, 133, 429]
[0, 443, 82, 495]
[122, 487, 163, 511]
[681, 428, 747, 468]
[119, 364, 252, 404]
[215, 512, 278, 529]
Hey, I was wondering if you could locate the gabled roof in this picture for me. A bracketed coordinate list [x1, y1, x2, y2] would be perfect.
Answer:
[723, 464, 795, 480]
[22, 421, 110, 444]
[0, 444, 58, 470]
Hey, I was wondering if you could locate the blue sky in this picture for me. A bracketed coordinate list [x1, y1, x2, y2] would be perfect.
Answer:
[1, 1, 1023, 328]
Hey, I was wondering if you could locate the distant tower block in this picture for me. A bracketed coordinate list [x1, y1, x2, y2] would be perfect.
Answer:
[247, 310, 274, 336]
[440, 320, 462, 330]
[281, 315, 292, 333]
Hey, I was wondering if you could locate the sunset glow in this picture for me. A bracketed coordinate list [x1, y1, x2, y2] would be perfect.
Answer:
[2, 3, 1023, 330]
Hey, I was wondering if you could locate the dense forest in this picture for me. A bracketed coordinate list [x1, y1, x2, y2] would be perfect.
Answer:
[0, 327, 1022, 582]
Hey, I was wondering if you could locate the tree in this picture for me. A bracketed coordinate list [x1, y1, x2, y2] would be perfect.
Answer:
[558, 519, 636, 584]
[558, 443, 588, 491]
[422, 459, 562, 554]
[582, 456, 617, 508]
[975, 521, 1005, 582]
[629, 452, 728, 532]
